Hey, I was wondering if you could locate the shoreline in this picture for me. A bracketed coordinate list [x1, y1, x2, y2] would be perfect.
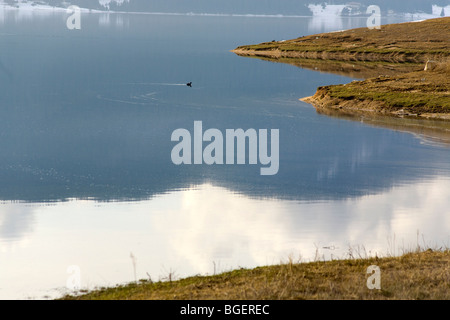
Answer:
[232, 17, 450, 127]
[300, 95, 450, 145]
[299, 65, 450, 121]
[232, 17, 450, 65]
[300, 94, 450, 121]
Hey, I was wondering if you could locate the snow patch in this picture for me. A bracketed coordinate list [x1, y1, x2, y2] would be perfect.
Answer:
[431, 4, 450, 16]
[308, 4, 347, 17]
[98, 0, 130, 10]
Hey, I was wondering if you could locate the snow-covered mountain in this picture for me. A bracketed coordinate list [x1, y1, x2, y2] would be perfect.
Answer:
[0, 0, 449, 17]
[308, 4, 348, 16]
[0, 0, 129, 11]
[432, 4, 450, 16]
[308, 2, 450, 18]
[98, 0, 130, 10]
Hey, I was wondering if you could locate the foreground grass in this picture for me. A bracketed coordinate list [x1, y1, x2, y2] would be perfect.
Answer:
[61, 249, 449, 300]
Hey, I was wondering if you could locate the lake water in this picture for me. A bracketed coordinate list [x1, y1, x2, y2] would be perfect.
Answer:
[0, 10, 449, 299]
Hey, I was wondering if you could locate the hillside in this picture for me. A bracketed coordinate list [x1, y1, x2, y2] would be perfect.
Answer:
[233, 17, 450, 64]
[62, 250, 450, 300]
[233, 18, 450, 122]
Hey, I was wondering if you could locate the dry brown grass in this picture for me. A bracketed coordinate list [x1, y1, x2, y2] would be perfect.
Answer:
[306, 65, 450, 119]
[233, 17, 450, 64]
[234, 17, 450, 121]
[437, 58, 450, 74]
[62, 249, 449, 300]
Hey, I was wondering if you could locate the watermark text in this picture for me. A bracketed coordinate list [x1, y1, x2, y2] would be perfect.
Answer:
[367, 5, 381, 29]
[366, 265, 381, 290]
[171, 121, 279, 176]
[66, 5, 81, 30]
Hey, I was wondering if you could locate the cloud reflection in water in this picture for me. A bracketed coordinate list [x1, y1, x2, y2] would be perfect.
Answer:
[0, 178, 449, 299]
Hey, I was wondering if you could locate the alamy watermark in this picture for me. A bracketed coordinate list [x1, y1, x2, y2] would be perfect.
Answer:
[171, 121, 279, 176]
[66, 265, 81, 291]
[64, 4, 381, 31]
[66, 5, 81, 30]
[366, 265, 381, 290]
[367, 5, 381, 30]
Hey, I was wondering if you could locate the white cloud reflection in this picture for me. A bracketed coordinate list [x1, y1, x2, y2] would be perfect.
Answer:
[0, 178, 449, 299]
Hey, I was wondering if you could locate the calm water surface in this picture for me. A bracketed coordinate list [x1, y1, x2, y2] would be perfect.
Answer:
[0, 11, 449, 299]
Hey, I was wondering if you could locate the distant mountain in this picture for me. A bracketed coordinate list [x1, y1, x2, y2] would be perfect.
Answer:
[1, 0, 449, 16]
[308, 2, 450, 17]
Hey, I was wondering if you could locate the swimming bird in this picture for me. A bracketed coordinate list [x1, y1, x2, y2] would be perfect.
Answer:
[187, 82, 192, 87]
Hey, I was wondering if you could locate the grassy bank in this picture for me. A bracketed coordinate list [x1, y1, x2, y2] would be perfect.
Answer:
[302, 61, 450, 120]
[232, 18, 450, 121]
[232, 18, 450, 64]
[61, 249, 449, 300]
